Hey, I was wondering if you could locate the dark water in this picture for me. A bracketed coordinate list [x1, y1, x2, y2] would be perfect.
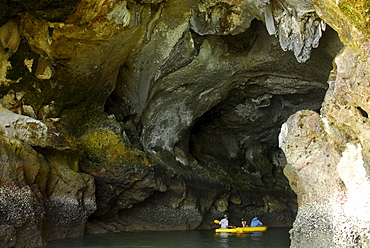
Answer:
[44, 227, 291, 248]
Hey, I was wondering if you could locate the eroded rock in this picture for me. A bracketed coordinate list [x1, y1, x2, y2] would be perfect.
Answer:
[0, 134, 96, 246]
[280, 24, 370, 248]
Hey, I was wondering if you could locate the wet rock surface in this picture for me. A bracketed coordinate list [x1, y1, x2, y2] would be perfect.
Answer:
[0, 0, 366, 247]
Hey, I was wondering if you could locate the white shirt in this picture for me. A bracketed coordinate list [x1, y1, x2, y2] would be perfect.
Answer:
[220, 218, 228, 229]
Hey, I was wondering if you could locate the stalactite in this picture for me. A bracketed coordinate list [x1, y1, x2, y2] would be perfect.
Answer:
[263, 0, 326, 63]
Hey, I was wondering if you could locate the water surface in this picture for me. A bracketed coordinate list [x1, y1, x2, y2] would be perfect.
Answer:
[45, 227, 291, 248]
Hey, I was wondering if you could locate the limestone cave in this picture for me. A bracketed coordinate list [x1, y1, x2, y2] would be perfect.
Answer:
[0, 0, 369, 247]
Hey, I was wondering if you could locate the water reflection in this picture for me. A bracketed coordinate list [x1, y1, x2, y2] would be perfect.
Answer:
[217, 233, 230, 248]
[214, 229, 276, 248]
[251, 231, 263, 241]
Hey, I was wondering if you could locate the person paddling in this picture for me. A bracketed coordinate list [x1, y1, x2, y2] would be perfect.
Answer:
[219, 215, 231, 229]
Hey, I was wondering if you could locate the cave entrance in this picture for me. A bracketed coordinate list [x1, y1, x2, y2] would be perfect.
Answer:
[188, 25, 343, 227]
[101, 20, 343, 229]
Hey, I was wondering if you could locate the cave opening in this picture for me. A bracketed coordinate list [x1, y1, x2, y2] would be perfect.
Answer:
[185, 24, 343, 226]
[100, 20, 343, 229]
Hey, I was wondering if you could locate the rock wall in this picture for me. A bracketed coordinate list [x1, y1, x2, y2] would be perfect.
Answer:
[0, 0, 358, 247]
[0, 107, 96, 247]
[279, 0, 370, 246]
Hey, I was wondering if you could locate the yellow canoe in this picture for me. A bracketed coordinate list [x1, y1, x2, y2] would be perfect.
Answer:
[215, 226, 268, 233]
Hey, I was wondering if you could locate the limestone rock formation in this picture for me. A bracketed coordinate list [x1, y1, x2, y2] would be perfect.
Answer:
[0, 0, 364, 247]
[279, 0, 370, 246]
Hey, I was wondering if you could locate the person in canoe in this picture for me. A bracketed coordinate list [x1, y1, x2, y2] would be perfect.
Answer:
[236, 217, 248, 227]
[250, 215, 264, 227]
[219, 215, 231, 229]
